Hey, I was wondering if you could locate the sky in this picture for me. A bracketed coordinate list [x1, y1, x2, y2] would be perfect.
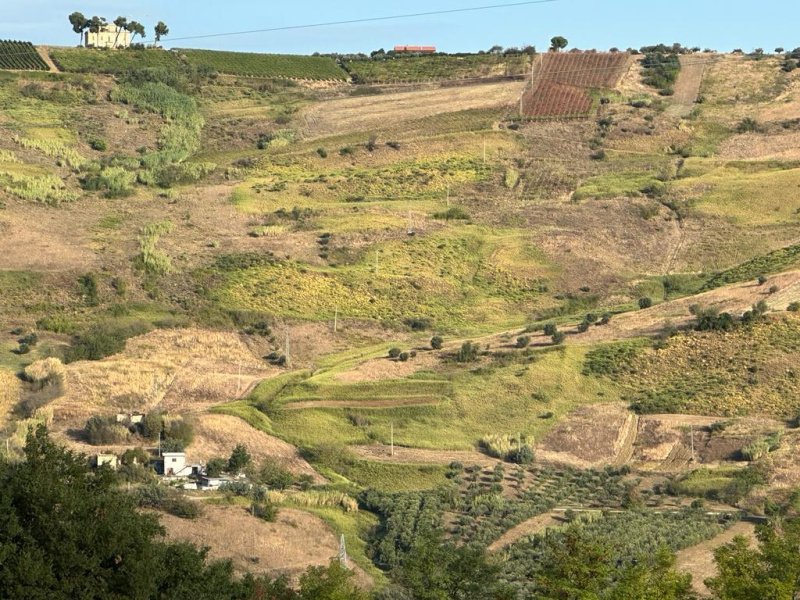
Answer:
[1, 0, 796, 55]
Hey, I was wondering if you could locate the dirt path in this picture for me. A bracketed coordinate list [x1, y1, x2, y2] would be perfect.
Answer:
[487, 512, 563, 552]
[35, 46, 60, 73]
[283, 398, 441, 410]
[612, 414, 639, 466]
[676, 521, 757, 596]
[667, 55, 711, 117]
[351, 444, 498, 467]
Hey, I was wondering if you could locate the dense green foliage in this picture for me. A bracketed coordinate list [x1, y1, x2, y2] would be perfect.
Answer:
[0, 41, 48, 71]
[0, 427, 371, 599]
[180, 49, 347, 80]
[641, 52, 681, 94]
[50, 47, 182, 74]
[501, 508, 728, 597]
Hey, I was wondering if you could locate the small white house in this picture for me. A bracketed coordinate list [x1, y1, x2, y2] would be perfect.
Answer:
[162, 452, 188, 476]
[85, 24, 131, 49]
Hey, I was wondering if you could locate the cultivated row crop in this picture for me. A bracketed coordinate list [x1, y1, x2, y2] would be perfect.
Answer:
[179, 49, 347, 80]
[0, 41, 48, 71]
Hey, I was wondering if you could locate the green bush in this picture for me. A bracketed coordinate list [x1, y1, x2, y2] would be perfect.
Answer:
[430, 336, 443, 350]
[84, 416, 129, 445]
[64, 321, 152, 363]
[638, 297, 653, 309]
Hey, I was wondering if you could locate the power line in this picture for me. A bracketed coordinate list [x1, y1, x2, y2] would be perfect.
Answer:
[165, 0, 560, 43]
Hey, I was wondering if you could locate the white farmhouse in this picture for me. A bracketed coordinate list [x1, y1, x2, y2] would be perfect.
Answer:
[85, 24, 131, 49]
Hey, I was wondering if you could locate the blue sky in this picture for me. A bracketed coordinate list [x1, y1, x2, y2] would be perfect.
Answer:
[2, 0, 796, 54]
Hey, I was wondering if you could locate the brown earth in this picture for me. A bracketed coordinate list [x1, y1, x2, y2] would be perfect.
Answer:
[537, 403, 635, 467]
[158, 505, 371, 587]
[667, 55, 712, 117]
[188, 413, 323, 482]
[300, 80, 524, 138]
[675, 521, 757, 596]
[332, 351, 438, 383]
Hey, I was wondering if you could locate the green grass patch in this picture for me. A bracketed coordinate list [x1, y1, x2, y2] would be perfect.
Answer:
[303, 507, 387, 586]
[209, 400, 274, 433]
[669, 466, 766, 504]
[702, 242, 800, 290]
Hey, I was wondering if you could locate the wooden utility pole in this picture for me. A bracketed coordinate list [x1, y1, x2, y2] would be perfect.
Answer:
[338, 534, 349, 568]
[390, 423, 394, 457]
[690, 425, 695, 461]
[285, 329, 291, 368]
[333, 306, 338, 333]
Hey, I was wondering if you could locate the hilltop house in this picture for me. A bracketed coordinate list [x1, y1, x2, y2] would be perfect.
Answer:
[85, 24, 130, 49]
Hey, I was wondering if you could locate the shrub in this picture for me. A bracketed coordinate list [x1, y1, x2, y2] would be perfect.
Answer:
[551, 331, 566, 345]
[768, 285, 779, 294]
[253, 458, 295, 490]
[84, 416, 129, 445]
[515, 336, 530, 348]
[228, 443, 251, 473]
[456, 341, 479, 363]
[206, 457, 227, 477]
[757, 274, 768, 285]
[64, 321, 151, 363]
[252, 501, 278, 521]
[89, 138, 107, 151]
[316, 147, 328, 158]
[398, 352, 410, 362]
[736, 117, 760, 133]
[432, 207, 470, 220]
[543, 323, 558, 337]
[638, 297, 653, 309]
[430, 336, 443, 350]
[135, 484, 200, 519]
[388, 347, 402, 359]
[577, 320, 590, 333]
[788, 302, 800, 312]
[23, 358, 65, 386]
[163, 418, 194, 451]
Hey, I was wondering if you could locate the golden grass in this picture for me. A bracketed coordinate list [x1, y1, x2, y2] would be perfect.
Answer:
[0, 369, 21, 429]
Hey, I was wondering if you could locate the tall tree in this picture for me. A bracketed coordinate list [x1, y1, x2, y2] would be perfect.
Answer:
[112, 16, 128, 48]
[550, 36, 569, 52]
[68, 11, 89, 45]
[126, 21, 146, 43]
[707, 520, 800, 600]
[88, 16, 107, 34]
[154, 21, 170, 46]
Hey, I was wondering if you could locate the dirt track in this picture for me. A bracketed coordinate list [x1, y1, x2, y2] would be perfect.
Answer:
[676, 521, 756, 596]
[667, 55, 711, 117]
[487, 512, 563, 551]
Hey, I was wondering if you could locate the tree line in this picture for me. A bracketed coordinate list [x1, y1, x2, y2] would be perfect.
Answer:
[68, 12, 169, 47]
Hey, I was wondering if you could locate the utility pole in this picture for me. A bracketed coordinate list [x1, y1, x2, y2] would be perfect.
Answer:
[338, 534, 349, 569]
[333, 306, 338, 333]
[690, 425, 695, 461]
[446, 183, 451, 207]
[390, 423, 394, 457]
[237, 362, 242, 396]
[285, 329, 291, 368]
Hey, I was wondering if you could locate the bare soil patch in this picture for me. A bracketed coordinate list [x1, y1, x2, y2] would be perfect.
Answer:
[575, 269, 800, 345]
[159, 505, 371, 586]
[538, 403, 633, 466]
[284, 398, 441, 410]
[351, 444, 497, 467]
[667, 56, 710, 117]
[300, 80, 523, 138]
[676, 521, 756, 596]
